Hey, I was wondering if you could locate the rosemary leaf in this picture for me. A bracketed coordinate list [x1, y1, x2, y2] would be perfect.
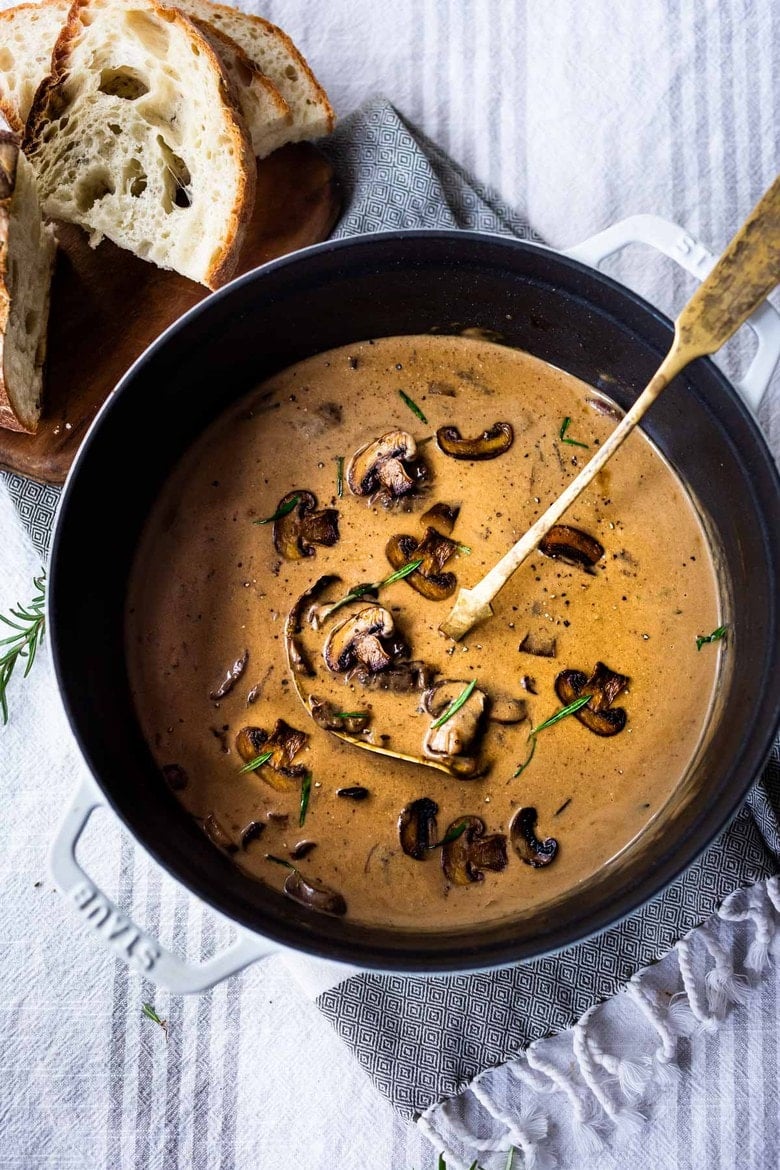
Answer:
[237, 748, 274, 774]
[299, 772, 312, 827]
[335, 455, 345, 498]
[265, 853, 297, 870]
[512, 734, 537, 778]
[456, 543, 472, 555]
[430, 679, 477, 729]
[141, 1002, 167, 1033]
[253, 494, 300, 526]
[429, 819, 469, 850]
[317, 558, 424, 622]
[0, 571, 46, 726]
[399, 389, 428, 424]
[559, 416, 589, 449]
[381, 558, 424, 586]
[696, 624, 727, 651]
[531, 692, 593, 735]
[335, 711, 369, 719]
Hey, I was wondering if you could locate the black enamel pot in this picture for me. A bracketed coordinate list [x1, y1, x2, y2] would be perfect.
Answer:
[47, 222, 780, 990]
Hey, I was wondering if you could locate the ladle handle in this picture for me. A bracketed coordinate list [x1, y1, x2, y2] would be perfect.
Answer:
[566, 212, 780, 411]
[49, 778, 275, 993]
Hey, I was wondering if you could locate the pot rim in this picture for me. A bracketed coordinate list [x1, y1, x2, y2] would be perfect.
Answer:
[47, 228, 780, 974]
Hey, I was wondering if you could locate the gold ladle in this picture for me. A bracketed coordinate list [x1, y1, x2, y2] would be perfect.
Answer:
[441, 175, 780, 641]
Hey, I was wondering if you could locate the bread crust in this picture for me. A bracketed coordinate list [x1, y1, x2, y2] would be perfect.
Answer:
[0, 129, 56, 433]
[0, 0, 70, 132]
[24, 0, 257, 289]
[187, 0, 335, 133]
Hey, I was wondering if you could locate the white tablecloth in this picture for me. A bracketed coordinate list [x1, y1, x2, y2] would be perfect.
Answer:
[1, 1, 779, 1167]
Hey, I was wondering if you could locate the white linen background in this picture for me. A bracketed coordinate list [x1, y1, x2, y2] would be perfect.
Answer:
[0, 1, 778, 1167]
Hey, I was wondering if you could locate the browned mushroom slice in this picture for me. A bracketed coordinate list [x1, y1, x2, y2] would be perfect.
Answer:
[510, 807, 558, 867]
[538, 524, 605, 569]
[420, 502, 460, 536]
[323, 606, 396, 674]
[240, 820, 265, 849]
[235, 719, 310, 790]
[436, 421, 514, 460]
[346, 430, 425, 505]
[203, 814, 238, 853]
[209, 649, 248, 700]
[398, 797, 439, 859]
[386, 527, 458, 601]
[441, 816, 508, 885]
[308, 695, 370, 735]
[285, 575, 342, 677]
[519, 631, 557, 658]
[273, 491, 340, 561]
[283, 870, 347, 916]
[289, 840, 317, 860]
[422, 680, 487, 776]
[555, 661, 629, 736]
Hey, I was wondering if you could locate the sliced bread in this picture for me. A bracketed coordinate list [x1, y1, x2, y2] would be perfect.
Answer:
[0, 0, 69, 132]
[186, 15, 292, 158]
[24, 0, 256, 288]
[172, 0, 335, 142]
[0, 130, 57, 433]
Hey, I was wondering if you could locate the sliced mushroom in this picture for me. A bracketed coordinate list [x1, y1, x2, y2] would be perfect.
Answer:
[240, 820, 265, 849]
[554, 661, 629, 736]
[436, 421, 514, 460]
[520, 675, 538, 695]
[487, 695, 528, 724]
[323, 606, 396, 674]
[510, 807, 558, 867]
[203, 814, 237, 853]
[308, 695, 370, 735]
[386, 527, 458, 601]
[209, 649, 248, 700]
[420, 502, 460, 536]
[399, 797, 439, 859]
[441, 816, 508, 884]
[422, 680, 487, 777]
[347, 658, 436, 693]
[538, 524, 604, 569]
[272, 490, 340, 561]
[235, 719, 309, 790]
[346, 430, 425, 505]
[519, 631, 557, 658]
[289, 840, 317, 860]
[285, 576, 341, 675]
[283, 870, 347, 916]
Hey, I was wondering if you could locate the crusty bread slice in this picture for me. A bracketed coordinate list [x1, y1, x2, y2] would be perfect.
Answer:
[0, 0, 69, 132]
[0, 130, 57, 433]
[172, 0, 335, 142]
[24, 0, 256, 287]
[186, 15, 291, 158]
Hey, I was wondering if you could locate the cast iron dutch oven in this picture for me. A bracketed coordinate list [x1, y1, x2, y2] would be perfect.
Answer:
[47, 221, 780, 990]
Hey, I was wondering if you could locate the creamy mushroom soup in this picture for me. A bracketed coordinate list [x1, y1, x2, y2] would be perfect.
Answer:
[126, 335, 723, 929]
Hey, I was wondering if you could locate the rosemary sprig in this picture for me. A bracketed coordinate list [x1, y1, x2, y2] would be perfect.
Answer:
[335, 711, 369, 719]
[696, 624, 727, 651]
[299, 772, 312, 827]
[0, 570, 46, 726]
[335, 455, 345, 498]
[559, 416, 589, 449]
[315, 558, 424, 623]
[265, 853, 296, 870]
[141, 1002, 168, 1035]
[455, 543, 472, 555]
[237, 748, 274, 774]
[513, 693, 593, 777]
[430, 679, 477, 729]
[399, 389, 428, 423]
[428, 819, 469, 850]
[253, 494, 300, 526]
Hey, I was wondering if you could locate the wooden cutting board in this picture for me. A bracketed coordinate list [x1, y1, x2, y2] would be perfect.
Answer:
[0, 142, 340, 484]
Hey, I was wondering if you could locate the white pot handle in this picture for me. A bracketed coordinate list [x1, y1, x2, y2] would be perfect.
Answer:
[48, 778, 275, 993]
[564, 213, 780, 413]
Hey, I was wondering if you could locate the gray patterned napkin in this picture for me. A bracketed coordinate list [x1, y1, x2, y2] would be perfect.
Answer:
[3, 98, 779, 1123]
